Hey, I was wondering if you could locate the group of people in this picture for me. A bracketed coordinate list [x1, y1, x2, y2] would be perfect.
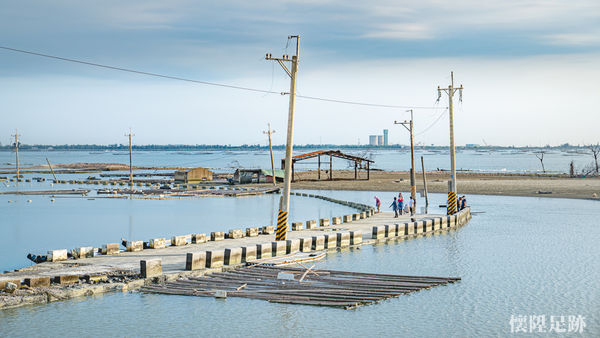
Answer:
[373, 194, 467, 216]
[458, 196, 467, 211]
[373, 193, 414, 217]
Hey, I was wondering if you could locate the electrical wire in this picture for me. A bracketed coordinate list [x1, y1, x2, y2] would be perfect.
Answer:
[415, 107, 447, 136]
[0, 45, 444, 110]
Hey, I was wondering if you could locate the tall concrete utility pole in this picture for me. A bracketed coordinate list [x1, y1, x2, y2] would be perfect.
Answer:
[437, 71, 463, 214]
[12, 130, 20, 184]
[263, 123, 276, 186]
[266, 35, 299, 241]
[394, 109, 416, 216]
[125, 129, 135, 191]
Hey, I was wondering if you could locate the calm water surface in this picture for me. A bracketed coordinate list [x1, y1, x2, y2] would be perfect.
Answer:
[1, 192, 598, 337]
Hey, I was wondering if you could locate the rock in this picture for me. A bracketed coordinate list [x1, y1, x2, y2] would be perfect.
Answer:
[5, 282, 17, 293]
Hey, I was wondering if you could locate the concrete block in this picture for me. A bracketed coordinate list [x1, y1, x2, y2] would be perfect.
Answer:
[102, 243, 120, 255]
[48, 249, 68, 262]
[305, 220, 317, 229]
[360, 212, 366, 219]
[372, 226, 385, 240]
[126, 241, 143, 252]
[424, 219, 433, 232]
[343, 215, 353, 223]
[192, 234, 208, 244]
[397, 223, 407, 236]
[149, 238, 166, 249]
[292, 222, 303, 231]
[205, 250, 225, 268]
[432, 218, 441, 230]
[141, 259, 162, 278]
[385, 224, 397, 238]
[246, 227, 259, 237]
[331, 217, 342, 225]
[185, 252, 206, 271]
[256, 243, 272, 259]
[337, 232, 350, 247]
[324, 234, 337, 249]
[171, 235, 188, 246]
[406, 222, 415, 235]
[52, 275, 80, 285]
[228, 229, 244, 239]
[349, 231, 363, 245]
[24, 277, 50, 288]
[224, 248, 243, 265]
[311, 235, 325, 250]
[211, 231, 225, 241]
[299, 237, 313, 252]
[320, 218, 330, 227]
[352, 213, 360, 221]
[74, 246, 94, 259]
[286, 239, 300, 254]
[262, 226, 275, 235]
[241, 246, 257, 263]
[271, 241, 286, 257]
[415, 221, 424, 234]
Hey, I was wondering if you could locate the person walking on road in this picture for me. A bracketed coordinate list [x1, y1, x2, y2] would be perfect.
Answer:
[398, 193, 404, 215]
[390, 196, 399, 218]
[374, 196, 381, 213]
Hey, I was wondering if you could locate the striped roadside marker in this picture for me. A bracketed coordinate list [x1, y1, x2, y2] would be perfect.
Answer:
[276, 210, 288, 241]
[447, 192, 457, 215]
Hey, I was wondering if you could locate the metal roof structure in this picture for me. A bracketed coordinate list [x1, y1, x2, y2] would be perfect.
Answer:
[282, 150, 373, 182]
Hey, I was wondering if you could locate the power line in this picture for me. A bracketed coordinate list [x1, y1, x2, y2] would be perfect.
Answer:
[0, 45, 444, 110]
[0, 46, 279, 95]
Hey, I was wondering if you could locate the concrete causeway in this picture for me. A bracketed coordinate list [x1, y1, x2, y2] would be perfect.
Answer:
[0, 192, 471, 310]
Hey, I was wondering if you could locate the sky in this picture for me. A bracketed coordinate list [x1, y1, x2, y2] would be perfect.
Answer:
[0, 0, 599, 147]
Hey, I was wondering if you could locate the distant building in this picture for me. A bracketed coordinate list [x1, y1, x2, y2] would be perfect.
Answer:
[369, 135, 378, 146]
[377, 135, 383, 146]
[383, 129, 389, 146]
[233, 169, 284, 184]
[174, 167, 213, 183]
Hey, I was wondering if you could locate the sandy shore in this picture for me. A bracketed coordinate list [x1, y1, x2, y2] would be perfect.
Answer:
[280, 170, 600, 200]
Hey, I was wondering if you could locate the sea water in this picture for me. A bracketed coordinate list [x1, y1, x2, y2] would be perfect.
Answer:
[1, 191, 598, 336]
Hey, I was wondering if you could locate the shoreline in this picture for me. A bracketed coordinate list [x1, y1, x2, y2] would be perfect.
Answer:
[280, 170, 600, 201]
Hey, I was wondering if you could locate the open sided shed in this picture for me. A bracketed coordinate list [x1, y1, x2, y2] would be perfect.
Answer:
[281, 150, 374, 182]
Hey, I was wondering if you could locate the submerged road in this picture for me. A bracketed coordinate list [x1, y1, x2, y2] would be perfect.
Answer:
[3, 211, 453, 280]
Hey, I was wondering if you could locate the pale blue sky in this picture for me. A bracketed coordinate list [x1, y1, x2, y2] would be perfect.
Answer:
[1, 1, 599, 146]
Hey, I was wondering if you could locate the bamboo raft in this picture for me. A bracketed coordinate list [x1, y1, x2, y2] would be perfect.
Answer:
[140, 266, 460, 309]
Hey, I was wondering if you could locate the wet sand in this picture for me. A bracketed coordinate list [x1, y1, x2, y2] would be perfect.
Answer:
[283, 170, 600, 200]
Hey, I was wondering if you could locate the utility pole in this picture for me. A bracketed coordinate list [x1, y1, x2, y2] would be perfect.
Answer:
[437, 71, 463, 215]
[125, 129, 135, 191]
[266, 35, 299, 241]
[12, 130, 20, 183]
[421, 156, 429, 213]
[394, 109, 416, 216]
[46, 158, 58, 181]
[263, 123, 276, 186]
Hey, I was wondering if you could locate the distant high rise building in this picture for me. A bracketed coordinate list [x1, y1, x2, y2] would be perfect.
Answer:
[377, 135, 383, 146]
[383, 129, 389, 146]
[369, 135, 378, 146]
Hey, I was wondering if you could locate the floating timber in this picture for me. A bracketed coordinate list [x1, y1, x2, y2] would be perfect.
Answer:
[0, 189, 90, 195]
[98, 187, 279, 197]
[246, 251, 326, 267]
[140, 265, 460, 309]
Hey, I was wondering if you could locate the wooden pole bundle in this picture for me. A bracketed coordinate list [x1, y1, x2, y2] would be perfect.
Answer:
[140, 266, 460, 309]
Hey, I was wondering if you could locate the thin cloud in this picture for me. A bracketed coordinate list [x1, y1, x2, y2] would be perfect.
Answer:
[362, 23, 433, 40]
